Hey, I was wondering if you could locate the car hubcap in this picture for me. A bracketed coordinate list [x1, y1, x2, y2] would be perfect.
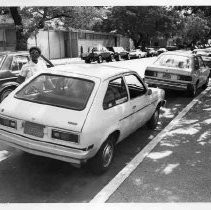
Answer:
[102, 143, 113, 168]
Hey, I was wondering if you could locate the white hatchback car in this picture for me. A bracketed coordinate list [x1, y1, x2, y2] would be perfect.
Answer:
[145, 51, 210, 97]
[0, 64, 165, 174]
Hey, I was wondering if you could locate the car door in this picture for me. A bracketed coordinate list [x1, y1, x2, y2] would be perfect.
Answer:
[102, 76, 134, 141]
[124, 73, 154, 130]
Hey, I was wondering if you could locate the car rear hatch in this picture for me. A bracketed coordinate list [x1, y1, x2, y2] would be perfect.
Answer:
[145, 65, 192, 82]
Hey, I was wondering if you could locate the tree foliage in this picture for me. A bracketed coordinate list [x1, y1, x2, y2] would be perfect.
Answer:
[93, 6, 181, 48]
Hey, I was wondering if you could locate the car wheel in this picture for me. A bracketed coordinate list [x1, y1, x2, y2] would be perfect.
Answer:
[97, 56, 103, 63]
[88, 136, 115, 174]
[187, 83, 198, 97]
[116, 55, 121, 61]
[0, 88, 14, 102]
[85, 59, 91, 63]
[147, 107, 160, 129]
[110, 54, 115, 62]
[202, 77, 209, 89]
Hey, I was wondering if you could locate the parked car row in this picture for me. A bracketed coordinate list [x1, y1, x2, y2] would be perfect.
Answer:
[81, 46, 169, 64]
[0, 47, 209, 176]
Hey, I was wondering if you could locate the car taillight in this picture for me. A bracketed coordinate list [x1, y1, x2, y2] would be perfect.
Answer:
[145, 70, 156, 76]
[0, 117, 17, 129]
[52, 129, 79, 143]
[178, 75, 192, 81]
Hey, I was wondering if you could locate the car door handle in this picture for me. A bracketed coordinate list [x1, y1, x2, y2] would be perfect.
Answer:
[132, 105, 136, 109]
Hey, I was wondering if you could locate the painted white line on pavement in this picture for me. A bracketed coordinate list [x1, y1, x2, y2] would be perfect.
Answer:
[0, 150, 10, 162]
[90, 85, 211, 203]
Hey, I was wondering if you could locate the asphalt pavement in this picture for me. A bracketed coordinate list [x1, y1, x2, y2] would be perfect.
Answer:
[90, 84, 211, 204]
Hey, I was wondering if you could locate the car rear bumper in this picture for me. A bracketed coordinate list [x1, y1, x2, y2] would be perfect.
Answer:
[0, 129, 92, 166]
[145, 77, 189, 91]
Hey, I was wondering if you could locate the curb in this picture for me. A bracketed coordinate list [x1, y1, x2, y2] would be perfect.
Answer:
[90, 85, 211, 203]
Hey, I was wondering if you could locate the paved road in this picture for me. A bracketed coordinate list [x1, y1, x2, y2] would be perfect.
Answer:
[0, 57, 194, 202]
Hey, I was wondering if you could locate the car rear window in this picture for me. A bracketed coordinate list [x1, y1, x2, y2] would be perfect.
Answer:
[154, 54, 191, 69]
[15, 74, 95, 110]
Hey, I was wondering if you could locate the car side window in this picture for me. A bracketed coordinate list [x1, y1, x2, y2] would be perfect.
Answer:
[103, 77, 128, 110]
[124, 74, 146, 99]
[10, 55, 29, 71]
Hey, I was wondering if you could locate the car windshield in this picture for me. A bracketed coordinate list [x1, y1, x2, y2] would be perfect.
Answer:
[154, 54, 191, 70]
[113, 47, 124, 53]
[15, 74, 95, 111]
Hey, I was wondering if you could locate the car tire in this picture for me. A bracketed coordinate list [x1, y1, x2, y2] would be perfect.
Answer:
[110, 54, 115, 62]
[147, 107, 160, 129]
[187, 83, 198, 97]
[97, 56, 103, 63]
[85, 59, 91, 63]
[202, 77, 209, 89]
[0, 88, 14, 102]
[88, 135, 115, 175]
[116, 55, 121, 61]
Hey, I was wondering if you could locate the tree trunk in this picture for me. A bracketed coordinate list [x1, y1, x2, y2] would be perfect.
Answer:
[10, 7, 28, 51]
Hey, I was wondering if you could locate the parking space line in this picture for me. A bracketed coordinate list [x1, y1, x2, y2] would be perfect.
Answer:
[90, 86, 211, 203]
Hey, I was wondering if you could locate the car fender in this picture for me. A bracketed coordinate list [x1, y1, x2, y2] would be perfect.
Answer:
[0, 81, 19, 93]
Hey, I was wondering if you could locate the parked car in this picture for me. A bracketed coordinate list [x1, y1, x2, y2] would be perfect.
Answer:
[145, 47, 158, 57]
[129, 49, 147, 59]
[144, 51, 210, 97]
[0, 64, 165, 174]
[0, 51, 54, 102]
[81, 46, 115, 63]
[157, 48, 168, 55]
[107, 47, 130, 61]
[192, 48, 211, 69]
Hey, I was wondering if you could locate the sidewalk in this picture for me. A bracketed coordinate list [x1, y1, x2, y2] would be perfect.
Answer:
[91, 86, 211, 203]
[109, 88, 211, 202]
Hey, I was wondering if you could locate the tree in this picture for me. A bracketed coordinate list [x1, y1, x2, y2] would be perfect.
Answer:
[0, 6, 105, 50]
[93, 6, 181, 48]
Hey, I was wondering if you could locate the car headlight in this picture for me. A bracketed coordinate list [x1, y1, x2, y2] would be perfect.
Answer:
[52, 129, 79, 143]
[0, 116, 17, 129]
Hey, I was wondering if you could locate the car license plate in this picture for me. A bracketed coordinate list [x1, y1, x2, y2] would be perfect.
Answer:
[163, 72, 171, 79]
[24, 121, 45, 138]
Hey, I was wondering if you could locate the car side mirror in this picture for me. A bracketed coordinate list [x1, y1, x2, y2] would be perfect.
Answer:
[147, 89, 152, 95]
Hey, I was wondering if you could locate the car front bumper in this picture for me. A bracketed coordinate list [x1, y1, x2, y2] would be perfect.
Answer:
[145, 77, 190, 91]
[0, 129, 92, 166]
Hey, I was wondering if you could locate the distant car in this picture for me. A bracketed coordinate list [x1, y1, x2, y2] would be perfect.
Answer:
[192, 48, 211, 69]
[0, 64, 165, 174]
[81, 46, 115, 64]
[144, 51, 210, 97]
[0, 51, 53, 102]
[107, 47, 130, 61]
[145, 48, 158, 57]
[129, 49, 147, 59]
[157, 48, 168, 55]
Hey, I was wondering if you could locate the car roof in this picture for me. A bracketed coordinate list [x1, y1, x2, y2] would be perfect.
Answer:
[160, 51, 194, 58]
[0, 51, 29, 56]
[48, 64, 136, 80]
